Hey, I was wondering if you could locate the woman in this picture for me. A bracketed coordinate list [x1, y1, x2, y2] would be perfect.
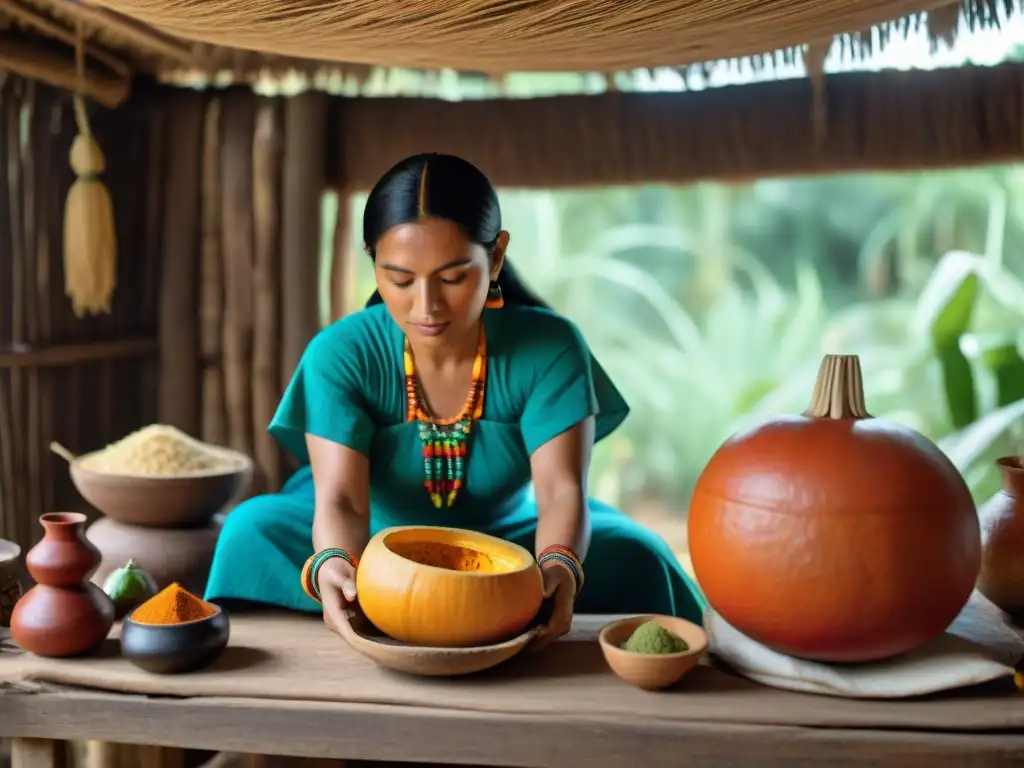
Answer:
[205, 153, 706, 643]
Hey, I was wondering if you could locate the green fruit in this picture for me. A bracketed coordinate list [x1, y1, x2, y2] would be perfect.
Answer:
[102, 558, 158, 619]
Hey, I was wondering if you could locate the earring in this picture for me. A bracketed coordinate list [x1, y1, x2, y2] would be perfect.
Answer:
[484, 280, 504, 309]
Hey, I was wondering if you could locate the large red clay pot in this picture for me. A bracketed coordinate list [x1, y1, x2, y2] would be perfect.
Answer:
[976, 456, 1024, 618]
[10, 512, 115, 657]
[688, 354, 981, 663]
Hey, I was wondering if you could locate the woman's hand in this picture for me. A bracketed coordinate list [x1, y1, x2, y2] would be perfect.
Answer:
[317, 556, 358, 634]
[531, 561, 577, 651]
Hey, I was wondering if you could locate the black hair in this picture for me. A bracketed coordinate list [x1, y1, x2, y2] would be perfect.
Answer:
[362, 153, 547, 309]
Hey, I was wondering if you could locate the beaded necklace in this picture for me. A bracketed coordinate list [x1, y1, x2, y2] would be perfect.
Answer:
[404, 328, 487, 509]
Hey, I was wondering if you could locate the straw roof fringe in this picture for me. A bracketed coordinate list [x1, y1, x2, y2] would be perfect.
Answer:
[0, 0, 1020, 93]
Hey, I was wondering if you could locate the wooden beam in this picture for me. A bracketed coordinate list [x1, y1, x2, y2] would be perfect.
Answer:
[0, 33, 129, 108]
[331, 62, 1024, 190]
[0, 336, 158, 369]
[43, 0, 202, 68]
[0, 0, 131, 77]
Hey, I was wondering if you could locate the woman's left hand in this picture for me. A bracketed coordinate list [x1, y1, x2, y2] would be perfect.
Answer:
[531, 561, 577, 651]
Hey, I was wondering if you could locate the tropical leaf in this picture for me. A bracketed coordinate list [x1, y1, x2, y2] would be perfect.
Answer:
[939, 399, 1024, 471]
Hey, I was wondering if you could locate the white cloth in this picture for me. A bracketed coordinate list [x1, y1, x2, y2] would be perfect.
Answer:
[706, 608, 1015, 699]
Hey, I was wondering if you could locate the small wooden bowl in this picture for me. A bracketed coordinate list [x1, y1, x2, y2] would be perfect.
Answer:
[337, 610, 538, 676]
[599, 615, 708, 691]
[70, 448, 253, 528]
[120, 606, 230, 674]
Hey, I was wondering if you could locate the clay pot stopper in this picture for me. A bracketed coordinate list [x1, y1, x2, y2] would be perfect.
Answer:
[804, 354, 872, 419]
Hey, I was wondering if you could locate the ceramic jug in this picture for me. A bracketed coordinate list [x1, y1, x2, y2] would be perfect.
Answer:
[977, 456, 1024, 618]
[10, 512, 115, 656]
[0, 538, 22, 627]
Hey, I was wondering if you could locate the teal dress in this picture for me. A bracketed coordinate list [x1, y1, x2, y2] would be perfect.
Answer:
[205, 304, 706, 621]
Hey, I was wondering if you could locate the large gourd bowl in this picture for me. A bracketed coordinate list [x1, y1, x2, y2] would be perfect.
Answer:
[70, 448, 253, 528]
[356, 525, 544, 648]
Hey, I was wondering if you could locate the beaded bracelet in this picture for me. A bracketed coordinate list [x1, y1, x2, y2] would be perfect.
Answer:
[537, 545, 585, 598]
[300, 548, 359, 603]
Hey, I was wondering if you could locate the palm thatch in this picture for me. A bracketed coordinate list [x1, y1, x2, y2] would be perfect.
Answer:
[0, 0, 1018, 103]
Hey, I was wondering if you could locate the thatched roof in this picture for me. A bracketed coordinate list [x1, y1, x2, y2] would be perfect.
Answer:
[0, 0, 1019, 106]
[0, 0, 379, 105]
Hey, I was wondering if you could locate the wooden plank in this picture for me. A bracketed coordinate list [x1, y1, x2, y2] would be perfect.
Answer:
[1, 690, 1022, 767]
[10, 739, 67, 768]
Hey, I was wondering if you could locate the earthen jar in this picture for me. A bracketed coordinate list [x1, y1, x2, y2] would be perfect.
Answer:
[88, 515, 223, 597]
[977, 456, 1024, 619]
[0, 538, 22, 627]
[10, 512, 115, 657]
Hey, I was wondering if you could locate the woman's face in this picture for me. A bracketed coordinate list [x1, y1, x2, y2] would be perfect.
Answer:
[374, 218, 506, 346]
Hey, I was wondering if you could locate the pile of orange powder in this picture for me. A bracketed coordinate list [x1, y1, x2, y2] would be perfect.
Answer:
[131, 582, 217, 625]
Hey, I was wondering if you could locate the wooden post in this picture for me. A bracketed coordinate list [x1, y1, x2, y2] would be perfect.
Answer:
[135, 746, 185, 768]
[329, 190, 355, 321]
[85, 742, 117, 768]
[158, 91, 206, 435]
[279, 91, 328, 390]
[219, 90, 257, 462]
[199, 97, 227, 449]
[85, 742, 186, 768]
[250, 99, 284, 493]
[10, 739, 67, 768]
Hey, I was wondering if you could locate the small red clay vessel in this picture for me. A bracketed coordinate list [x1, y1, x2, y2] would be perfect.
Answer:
[977, 456, 1024, 619]
[10, 512, 115, 657]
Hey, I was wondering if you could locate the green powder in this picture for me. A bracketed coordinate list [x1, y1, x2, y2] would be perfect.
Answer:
[621, 620, 689, 654]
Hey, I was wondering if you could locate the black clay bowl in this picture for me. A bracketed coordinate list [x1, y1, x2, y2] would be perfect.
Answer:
[120, 607, 230, 674]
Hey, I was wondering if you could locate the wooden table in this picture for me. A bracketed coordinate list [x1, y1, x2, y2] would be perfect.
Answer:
[2, 609, 1023, 768]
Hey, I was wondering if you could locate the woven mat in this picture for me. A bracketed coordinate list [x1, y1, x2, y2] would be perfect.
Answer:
[1, 593, 1021, 732]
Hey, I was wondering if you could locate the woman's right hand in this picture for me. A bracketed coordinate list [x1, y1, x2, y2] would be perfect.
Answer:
[317, 556, 358, 634]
